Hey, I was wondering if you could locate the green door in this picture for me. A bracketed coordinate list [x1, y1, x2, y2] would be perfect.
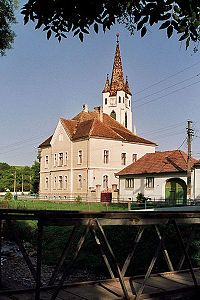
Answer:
[165, 179, 186, 205]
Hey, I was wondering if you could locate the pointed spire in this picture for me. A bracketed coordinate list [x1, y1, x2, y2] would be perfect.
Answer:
[110, 33, 125, 96]
[102, 73, 110, 93]
[125, 76, 132, 95]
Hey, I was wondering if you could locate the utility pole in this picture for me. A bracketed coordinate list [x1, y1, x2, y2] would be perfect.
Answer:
[187, 120, 194, 200]
[13, 170, 16, 194]
[22, 174, 24, 195]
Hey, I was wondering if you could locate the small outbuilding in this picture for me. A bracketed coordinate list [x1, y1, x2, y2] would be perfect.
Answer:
[116, 150, 200, 204]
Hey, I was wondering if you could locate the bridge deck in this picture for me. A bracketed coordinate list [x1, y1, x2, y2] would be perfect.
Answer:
[1, 269, 199, 300]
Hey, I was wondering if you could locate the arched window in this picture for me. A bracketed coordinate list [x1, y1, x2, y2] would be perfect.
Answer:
[65, 175, 68, 189]
[125, 112, 128, 128]
[110, 110, 116, 120]
[45, 177, 49, 189]
[103, 175, 108, 189]
[78, 174, 82, 189]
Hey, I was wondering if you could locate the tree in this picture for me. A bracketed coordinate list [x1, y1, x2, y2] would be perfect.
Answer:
[21, 0, 200, 49]
[0, 0, 17, 56]
[31, 160, 40, 194]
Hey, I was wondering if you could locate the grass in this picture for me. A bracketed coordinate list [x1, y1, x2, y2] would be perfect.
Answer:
[0, 199, 128, 211]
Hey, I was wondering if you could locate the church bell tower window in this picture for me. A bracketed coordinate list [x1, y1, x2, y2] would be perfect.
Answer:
[125, 112, 127, 128]
[110, 110, 116, 120]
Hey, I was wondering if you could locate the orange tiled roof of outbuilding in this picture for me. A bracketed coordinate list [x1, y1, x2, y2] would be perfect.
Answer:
[117, 150, 198, 176]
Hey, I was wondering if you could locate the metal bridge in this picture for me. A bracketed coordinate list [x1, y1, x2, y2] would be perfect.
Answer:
[0, 208, 200, 299]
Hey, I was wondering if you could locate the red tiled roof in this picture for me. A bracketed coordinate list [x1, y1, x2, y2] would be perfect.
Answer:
[117, 150, 198, 176]
[39, 109, 156, 146]
[38, 135, 52, 148]
[60, 118, 77, 138]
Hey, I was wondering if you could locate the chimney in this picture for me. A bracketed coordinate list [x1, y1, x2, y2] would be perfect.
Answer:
[82, 104, 89, 113]
[94, 106, 103, 122]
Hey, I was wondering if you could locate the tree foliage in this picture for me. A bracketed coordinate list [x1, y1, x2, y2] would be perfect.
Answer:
[30, 160, 40, 194]
[0, 0, 17, 56]
[21, 0, 200, 49]
[0, 162, 31, 192]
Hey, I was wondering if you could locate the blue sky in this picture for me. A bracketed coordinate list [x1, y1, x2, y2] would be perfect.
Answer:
[0, 6, 200, 166]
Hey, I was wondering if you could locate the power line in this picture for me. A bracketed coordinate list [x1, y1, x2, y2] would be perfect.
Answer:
[133, 60, 200, 95]
[0, 132, 50, 150]
[152, 131, 185, 140]
[139, 122, 185, 135]
[134, 73, 200, 103]
[135, 79, 200, 108]
[177, 137, 187, 150]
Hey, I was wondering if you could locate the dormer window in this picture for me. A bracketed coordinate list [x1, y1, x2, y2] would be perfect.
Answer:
[59, 133, 63, 141]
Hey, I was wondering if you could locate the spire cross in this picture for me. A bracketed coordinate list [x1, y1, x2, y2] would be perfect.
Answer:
[116, 33, 119, 44]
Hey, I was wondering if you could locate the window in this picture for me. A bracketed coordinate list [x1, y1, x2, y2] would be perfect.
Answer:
[54, 176, 57, 189]
[110, 110, 116, 120]
[54, 153, 57, 166]
[123, 97, 125, 103]
[105, 98, 107, 105]
[103, 175, 108, 189]
[104, 150, 109, 164]
[45, 155, 49, 168]
[58, 152, 63, 166]
[132, 154, 137, 163]
[125, 112, 127, 128]
[121, 153, 126, 165]
[45, 177, 49, 189]
[59, 176, 63, 189]
[78, 150, 83, 164]
[119, 96, 121, 103]
[125, 178, 134, 188]
[78, 174, 82, 189]
[146, 177, 154, 188]
[129, 100, 131, 107]
[65, 176, 68, 189]
[59, 133, 63, 141]
[65, 152, 68, 165]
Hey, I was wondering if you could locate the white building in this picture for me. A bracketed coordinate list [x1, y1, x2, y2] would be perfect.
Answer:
[38, 37, 156, 200]
[117, 150, 200, 204]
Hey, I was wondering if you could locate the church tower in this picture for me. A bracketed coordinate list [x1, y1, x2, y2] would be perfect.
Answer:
[102, 33, 133, 132]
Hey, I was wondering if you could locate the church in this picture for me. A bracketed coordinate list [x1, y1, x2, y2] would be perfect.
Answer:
[38, 36, 156, 200]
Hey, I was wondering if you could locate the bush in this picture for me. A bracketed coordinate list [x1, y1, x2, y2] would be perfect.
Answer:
[75, 195, 82, 203]
[136, 193, 145, 203]
[4, 191, 13, 201]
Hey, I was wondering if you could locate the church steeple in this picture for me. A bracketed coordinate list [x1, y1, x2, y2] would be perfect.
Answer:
[125, 76, 132, 96]
[110, 33, 125, 96]
[102, 74, 110, 93]
[102, 34, 133, 132]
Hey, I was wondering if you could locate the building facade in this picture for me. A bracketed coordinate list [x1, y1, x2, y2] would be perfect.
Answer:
[117, 150, 200, 203]
[38, 37, 156, 200]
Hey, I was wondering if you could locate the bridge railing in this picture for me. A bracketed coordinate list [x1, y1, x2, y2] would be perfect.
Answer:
[0, 209, 200, 299]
